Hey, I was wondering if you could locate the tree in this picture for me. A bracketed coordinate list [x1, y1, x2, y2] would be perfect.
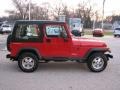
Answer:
[75, 1, 93, 28]
[11, 0, 29, 19]
[6, 0, 50, 20]
[52, 3, 63, 20]
[5, 0, 99, 29]
[61, 4, 70, 21]
[30, 5, 49, 20]
[111, 15, 120, 23]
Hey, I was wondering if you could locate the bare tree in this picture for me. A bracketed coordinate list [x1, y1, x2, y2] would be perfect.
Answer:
[75, 1, 93, 28]
[52, 3, 63, 20]
[6, 0, 50, 20]
[51, 3, 71, 21]
[30, 5, 49, 20]
[6, 0, 96, 27]
[11, 0, 29, 19]
[61, 4, 70, 20]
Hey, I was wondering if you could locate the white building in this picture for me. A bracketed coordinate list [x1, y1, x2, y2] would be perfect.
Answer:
[113, 21, 120, 29]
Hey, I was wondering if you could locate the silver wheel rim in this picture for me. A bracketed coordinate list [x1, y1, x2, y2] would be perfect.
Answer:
[92, 57, 104, 70]
[22, 57, 35, 69]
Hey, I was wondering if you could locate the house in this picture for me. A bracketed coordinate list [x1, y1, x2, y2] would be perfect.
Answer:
[103, 23, 113, 30]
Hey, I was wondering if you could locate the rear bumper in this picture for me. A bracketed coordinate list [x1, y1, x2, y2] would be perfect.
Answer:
[93, 33, 104, 36]
[6, 54, 11, 58]
[6, 54, 16, 60]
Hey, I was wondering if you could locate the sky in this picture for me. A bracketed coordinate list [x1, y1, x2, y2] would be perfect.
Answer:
[0, 0, 120, 17]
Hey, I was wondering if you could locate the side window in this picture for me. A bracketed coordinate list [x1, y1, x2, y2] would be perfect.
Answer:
[45, 25, 67, 37]
[15, 24, 40, 40]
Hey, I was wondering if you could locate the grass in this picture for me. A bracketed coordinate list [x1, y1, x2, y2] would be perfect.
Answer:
[84, 29, 113, 36]
[84, 30, 92, 35]
[104, 31, 113, 35]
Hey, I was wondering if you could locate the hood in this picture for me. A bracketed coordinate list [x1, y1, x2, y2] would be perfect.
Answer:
[72, 37, 107, 47]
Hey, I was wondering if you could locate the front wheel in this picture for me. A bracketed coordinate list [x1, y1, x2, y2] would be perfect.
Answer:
[18, 52, 38, 72]
[87, 53, 107, 72]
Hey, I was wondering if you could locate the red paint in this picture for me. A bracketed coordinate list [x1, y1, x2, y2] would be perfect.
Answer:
[9, 22, 108, 59]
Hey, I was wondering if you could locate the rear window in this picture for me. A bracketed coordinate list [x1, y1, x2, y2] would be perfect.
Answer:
[94, 29, 103, 31]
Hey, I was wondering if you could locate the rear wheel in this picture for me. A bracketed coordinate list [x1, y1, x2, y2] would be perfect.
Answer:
[87, 53, 107, 72]
[7, 34, 12, 51]
[93, 34, 96, 37]
[18, 52, 38, 72]
[114, 35, 117, 37]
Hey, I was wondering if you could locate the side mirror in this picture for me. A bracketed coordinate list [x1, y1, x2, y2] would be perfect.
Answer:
[60, 31, 67, 38]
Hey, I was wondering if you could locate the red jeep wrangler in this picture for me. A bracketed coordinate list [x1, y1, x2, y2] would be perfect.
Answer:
[6, 20, 113, 72]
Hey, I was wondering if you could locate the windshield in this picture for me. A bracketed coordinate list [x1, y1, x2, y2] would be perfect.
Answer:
[115, 28, 120, 31]
[3, 25, 9, 27]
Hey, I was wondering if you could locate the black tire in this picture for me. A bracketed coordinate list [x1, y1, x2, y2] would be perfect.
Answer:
[71, 30, 81, 36]
[93, 34, 96, 37]
[87, 53, 107, 72]
[18, 52, 39, 72]
[7, 34, 12, 51]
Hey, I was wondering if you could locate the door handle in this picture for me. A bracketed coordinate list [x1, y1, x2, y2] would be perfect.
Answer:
[46, 39, 51, 43]
[64, 38, 68, 42]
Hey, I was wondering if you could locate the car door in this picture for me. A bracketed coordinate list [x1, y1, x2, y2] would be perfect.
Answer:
[43, 24, 71, 58]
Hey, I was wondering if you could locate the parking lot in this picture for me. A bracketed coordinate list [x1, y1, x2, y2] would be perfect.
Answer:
[0, 34, 120, 90]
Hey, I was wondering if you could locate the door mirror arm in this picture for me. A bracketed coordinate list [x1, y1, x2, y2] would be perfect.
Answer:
[59, 32, 69, 42]
[60, 31, 67, 39]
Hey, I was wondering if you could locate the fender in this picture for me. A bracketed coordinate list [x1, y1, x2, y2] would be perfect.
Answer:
[84, 48, 111, 59]
[16, 48, 42, 60]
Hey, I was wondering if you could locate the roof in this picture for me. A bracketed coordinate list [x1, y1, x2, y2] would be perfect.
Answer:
[15, 20, 65, 24]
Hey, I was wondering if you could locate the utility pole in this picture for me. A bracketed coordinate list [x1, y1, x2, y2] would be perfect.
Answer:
[102, 0, 106, 29]
[93, 13, 96, 30]
[29, 0, 31, 20]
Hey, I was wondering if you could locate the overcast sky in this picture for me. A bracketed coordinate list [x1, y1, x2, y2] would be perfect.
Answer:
[0, 0, 120, 17]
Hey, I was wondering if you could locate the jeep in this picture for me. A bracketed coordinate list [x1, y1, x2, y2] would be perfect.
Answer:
[6, 20, 113, 72]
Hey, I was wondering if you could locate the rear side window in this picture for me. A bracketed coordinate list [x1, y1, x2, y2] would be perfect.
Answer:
[14, 24, 42, 42]
[45, 25, 67, 37]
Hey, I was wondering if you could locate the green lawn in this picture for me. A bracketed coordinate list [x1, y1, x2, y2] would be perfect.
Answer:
[104, 31, 113, 35]
[84, 29, 113, 36]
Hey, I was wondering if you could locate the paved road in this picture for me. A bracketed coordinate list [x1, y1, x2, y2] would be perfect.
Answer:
[0, 35, 120, 90]
[0, 35, 7, 50]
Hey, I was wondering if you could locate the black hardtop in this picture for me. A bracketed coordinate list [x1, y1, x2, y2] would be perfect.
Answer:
[15, 20, 65, 25]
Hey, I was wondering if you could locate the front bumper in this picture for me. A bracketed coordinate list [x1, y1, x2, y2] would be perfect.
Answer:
[105, 48, 113, 60]
[105, 53, 113, 60]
